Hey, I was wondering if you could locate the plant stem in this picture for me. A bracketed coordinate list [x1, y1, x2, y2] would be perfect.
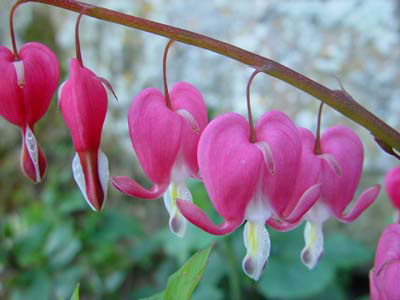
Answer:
[223, 236, 241, 300]
[20, 0, 400, 155]
[314, 102, 324, 155]
[163, 39, 174, 109]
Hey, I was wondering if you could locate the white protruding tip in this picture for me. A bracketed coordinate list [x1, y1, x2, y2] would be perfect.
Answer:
[242, 221, 270, 281]
[163, 182, 192, 238]
[25, 126, 41, 183]
[57, 81, 67, 107]
[301, 221, 324, 270]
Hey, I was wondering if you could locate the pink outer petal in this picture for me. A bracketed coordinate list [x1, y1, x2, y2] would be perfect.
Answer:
[334, 184, 380, 222]
[266, 218, 299, 232]
[176, 199, 242, 235]
[319, 126, 376, 219]
[198, 112, 263, 221]
[170, 82, 208, 177]
[282, 127, 321, 218]
[19, 42, 60, 127]
[0, 46, 24, 126]
[372, 224, 400, 300]
[255, 110, 302, 216]
[59, 58, 107, 152]
[77, 151, 105, 211]
[111, 176, 168, 200]
[385, 167, 400, 211]
[128, 87, 182, 185]
[285, 183, 321, 223]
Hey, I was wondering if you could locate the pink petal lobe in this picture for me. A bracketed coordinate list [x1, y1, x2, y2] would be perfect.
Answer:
[170, 82, 208, 177]
[59, 58, 107, 152]
[176, 199, 242, 235]
[334, 184, 380, 222]
[285, 183, 321, 223]
[319, 126, 370, 218]
[385, 167, 400, 211]
[266, 218, 299, 231]
[0, 46, 24, 126]
[255, 111, 302, 216]
[371, 224, 400, 300]
[198, 112, 263, 222]
[112, 176, 168, 200]
[19, 42, 60, 127]
[128, 87, 182, 185]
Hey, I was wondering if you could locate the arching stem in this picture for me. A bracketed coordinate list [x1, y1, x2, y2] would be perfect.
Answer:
[314, 102, 324, 155]
[247, 69, 266, 143]
[9, 0, 26, 60]
[75, 9, 86, 66]
[163, 39, 174, 109]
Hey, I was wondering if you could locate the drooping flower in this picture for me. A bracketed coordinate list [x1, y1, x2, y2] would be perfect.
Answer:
[177, 110, 319, 280]
[384, 166, 400, 222]
[58, 58, 110, 211]
[370, 223, 400, 300]
[112, 82, 208, 237]
[0, 42, 60, 183]
[299, 126, 380, 269]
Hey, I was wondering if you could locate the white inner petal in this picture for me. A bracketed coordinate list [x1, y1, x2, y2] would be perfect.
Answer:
[244, 170, 271, 224]
[25, 126, 41, 183]
[57, 80, 67, 107]
[98, 149, 109, 208]
[175, 108, 200, 133]
[72, 153, 95, 211]
[13, 60, 24, 88]
[301, 221, 324, 270]
[163, 182, 192, 238]
[255, 141, 274, 175]
[242, 221, 270, 281]
[170, 148, 190, 183]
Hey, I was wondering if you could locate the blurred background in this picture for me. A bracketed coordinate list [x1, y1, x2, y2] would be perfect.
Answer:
[0, 0, 399, 299]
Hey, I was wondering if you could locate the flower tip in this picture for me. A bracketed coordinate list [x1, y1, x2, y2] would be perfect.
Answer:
[169, 214, 186, 238]
[242, 256, 265, 281]
[20, 127, 47, 183]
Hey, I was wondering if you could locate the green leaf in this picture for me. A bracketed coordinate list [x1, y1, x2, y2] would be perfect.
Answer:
[164, 243, 214, 300]
[69, 283, 79, 300]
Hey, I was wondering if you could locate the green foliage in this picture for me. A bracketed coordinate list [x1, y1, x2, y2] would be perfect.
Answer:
[69, 284, 80, 300]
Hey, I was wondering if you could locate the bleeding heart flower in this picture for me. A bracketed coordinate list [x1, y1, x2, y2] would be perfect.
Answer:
[112, 82, 208, 237]
[370, 223, 400, 300]
[0, 42, 59, 183]
[177, 111, 318, 280]
[299, 126, 380, 269]
[58, 58, 110, 211]
[385, 166, 400, 222]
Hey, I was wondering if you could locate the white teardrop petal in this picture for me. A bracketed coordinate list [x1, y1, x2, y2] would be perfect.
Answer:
[175, 109, 200, 133]
[301, 221, 324, 270]
[255, 141, 274, 175]
[24, 126, 41, 183]
[72, 153, 95, 211]
[13, 60, 24, 88]
[242, 221, 270, 281]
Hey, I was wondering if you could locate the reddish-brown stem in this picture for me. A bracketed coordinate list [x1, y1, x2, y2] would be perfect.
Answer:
[9, 0, 26, 59]
[163, 39, 174, 109]
[314, 102, 324, 155]
[74, 10, 85, 66]
[14, 0, 400, 156]
[246, 70, 263, 143]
